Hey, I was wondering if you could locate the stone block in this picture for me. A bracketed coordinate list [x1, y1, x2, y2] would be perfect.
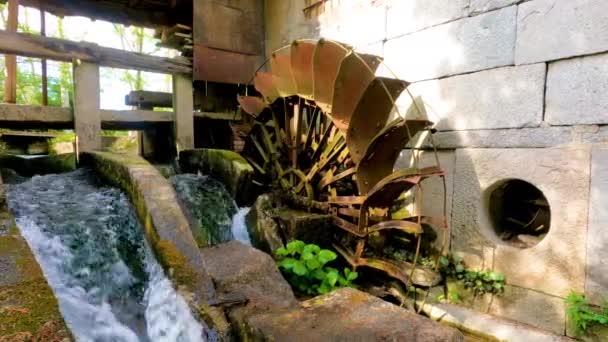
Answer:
[386, 0, 469, 38]
[489, 285, 566, 334]
[318, 1, 386, 47]
[421, 302, 573, 342]
[546, 54, 608, 126]
[246, 194, 284, 255]
[399, 64, 545, 130]
[179, 148, 255, 206]
[275, 208, 334, 248]
[383, 6, 516, 82]
[586, 145, 608, 305]
[239, 288, 464, 341]
[429, 126, 574, 149]
[200, 241, 297, 311]
[469, 0, 519, 15]
[516, 0, 608, 64]
[264, 0, 320, 55]
[451, 147, 590, 297]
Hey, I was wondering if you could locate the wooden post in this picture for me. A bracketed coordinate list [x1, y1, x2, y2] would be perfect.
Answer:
[73, 61, 101, 155]
[3, 0, 19, 104]
[40, 7, 48, 106]
[172, 73, 194, 151]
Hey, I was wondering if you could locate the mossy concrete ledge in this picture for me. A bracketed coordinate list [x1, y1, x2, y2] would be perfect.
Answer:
[179, 149, 254, 205]
[81, 152, 217, 309]
[0, 178, 71, 341]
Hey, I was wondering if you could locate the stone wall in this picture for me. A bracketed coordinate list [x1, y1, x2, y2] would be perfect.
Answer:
[264, 0, 608, 337]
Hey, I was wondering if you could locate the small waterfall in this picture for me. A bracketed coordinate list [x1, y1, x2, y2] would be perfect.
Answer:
[7, 169, 207, 342]
[231, 207, 252, 245]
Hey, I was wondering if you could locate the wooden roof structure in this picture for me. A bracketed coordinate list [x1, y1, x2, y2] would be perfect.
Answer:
[0, 0, 192, 28]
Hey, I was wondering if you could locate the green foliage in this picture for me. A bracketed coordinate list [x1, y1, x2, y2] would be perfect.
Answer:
[276, 240, 357, 295]
[439, 255, 505, 295]
[437, 290, 462, 304]
[566, 292, 608, 335]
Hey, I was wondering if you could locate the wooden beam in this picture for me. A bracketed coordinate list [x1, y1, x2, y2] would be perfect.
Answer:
[125, 90, 173, 108]
[73, 62, 101, 153]
[3, 0, 19, 104]
[0, 104, 243, 131]
[0, 0, 173, 29]
[0, 104, 72, 128]
[173, 73, 194, 150]
[0, 30, 192, 74]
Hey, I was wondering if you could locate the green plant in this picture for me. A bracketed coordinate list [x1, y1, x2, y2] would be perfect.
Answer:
[437, 290, 462, 304]
[276, 240, 358, 295]
[566, 292, 608, 335]
[439, 255, 505, 295]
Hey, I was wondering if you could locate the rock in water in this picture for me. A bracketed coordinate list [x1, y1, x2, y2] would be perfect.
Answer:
[245, 194, 284, 255]
[170, 174, 238, 246]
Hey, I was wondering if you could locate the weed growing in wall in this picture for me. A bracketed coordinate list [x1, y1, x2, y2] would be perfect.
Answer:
[566, 292, 608, 336]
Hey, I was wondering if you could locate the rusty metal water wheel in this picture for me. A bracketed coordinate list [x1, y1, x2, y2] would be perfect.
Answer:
[238, 39, 448, 297]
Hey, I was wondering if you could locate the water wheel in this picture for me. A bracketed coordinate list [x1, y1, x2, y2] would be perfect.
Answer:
[238, 39, 446, 289]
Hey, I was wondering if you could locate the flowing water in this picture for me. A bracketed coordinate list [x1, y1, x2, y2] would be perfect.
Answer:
[170, 174, 252, 246]
[6, 169, 208, 342]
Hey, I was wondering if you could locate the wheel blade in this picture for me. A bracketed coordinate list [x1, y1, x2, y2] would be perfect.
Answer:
[237, 95, 267, 117]
[331, 52, 382, 132]
[313, 39, 350, 113]
[356, 119, 431, 195]
[347, 77, 408, 164]
[291, 39, 316, 100]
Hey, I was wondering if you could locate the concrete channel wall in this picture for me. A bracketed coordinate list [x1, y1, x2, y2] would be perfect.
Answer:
[81, 152, 229, 333]
[264, 0, 608, 337]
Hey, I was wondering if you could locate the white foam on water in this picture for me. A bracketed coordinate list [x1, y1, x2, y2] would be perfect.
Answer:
[144, 249, 205, 342]
[231, 207, 252, 245]
[16, 217, 141, 342]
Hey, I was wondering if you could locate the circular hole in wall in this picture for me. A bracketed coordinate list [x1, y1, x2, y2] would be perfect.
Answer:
[487, 179, 551, 248]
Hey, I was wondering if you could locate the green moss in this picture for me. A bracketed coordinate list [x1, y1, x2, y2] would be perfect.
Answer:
[197, 304, 231, 339]
[178, 149, 254, 205]
[154, 240, 198, 287]
[0, 226, 70, 340]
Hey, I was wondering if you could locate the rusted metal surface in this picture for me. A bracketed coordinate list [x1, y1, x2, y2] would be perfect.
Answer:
[334, 244, 442, 288]
[313, 39, 350, 113]
[240, 38, 447, 290]
[365, 167, 444, 208]
[290, 39, 316, 99]
[270, 53, 297, 97]
[253, 72, 280, 103]
[366, 220, 423, 235]
[237, 96, 267, 117]
[330, 52, 382, 132]
[356, 119, 432, 195]
[347, 77, 408, 164]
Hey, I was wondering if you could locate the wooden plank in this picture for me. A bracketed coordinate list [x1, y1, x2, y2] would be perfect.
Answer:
[173, 73, 194, 150]
[73, 62, 101, 153]
[125, 90, 173, 108]
[0, 30, 192, 74]
[3, 0, 18, 104]
[194, 111, 242, 120]
[0, 104, 72, 128]
[0, 0, 173, 29]
[193, 45, 258, 84]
